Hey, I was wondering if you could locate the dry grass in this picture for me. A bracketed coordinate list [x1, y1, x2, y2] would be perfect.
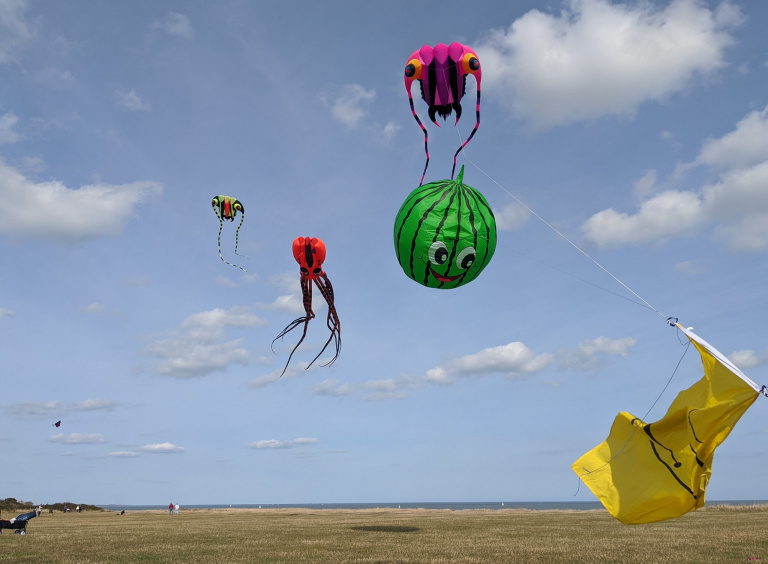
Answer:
[1, 506, 767, 563]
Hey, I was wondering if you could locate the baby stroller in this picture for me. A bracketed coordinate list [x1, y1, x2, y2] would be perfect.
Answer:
[0, 510, 36, 534]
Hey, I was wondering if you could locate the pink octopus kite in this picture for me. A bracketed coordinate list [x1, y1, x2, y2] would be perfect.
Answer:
[404, 42, 482, 185]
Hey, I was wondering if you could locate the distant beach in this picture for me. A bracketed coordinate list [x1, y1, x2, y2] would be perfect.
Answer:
[97, 500, 767, 512]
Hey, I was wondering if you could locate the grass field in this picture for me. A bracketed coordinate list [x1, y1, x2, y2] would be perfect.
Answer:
[1, 505, 767, 563]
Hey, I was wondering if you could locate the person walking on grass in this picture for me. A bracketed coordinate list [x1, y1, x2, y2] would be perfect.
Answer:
[169, 502, 173, 515]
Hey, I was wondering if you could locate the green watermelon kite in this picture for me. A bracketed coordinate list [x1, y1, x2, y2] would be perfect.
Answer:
[394, 166, 496, 289]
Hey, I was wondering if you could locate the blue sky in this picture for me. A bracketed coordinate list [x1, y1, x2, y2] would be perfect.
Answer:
[1, 0, 767, 506]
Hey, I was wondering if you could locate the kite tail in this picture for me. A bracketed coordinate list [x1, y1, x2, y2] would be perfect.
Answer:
[272, 277, 315, 377]
[409, 95, 430, 186]
[215, 209, 247, 272]
[452, 89, 480, 180]
[310, 275, 341, 368]
[234, 211, 246, 257]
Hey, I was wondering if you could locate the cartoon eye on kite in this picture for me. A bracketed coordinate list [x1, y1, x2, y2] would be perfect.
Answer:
[211, 195, 246, 272]
[272, 237, 341, 376]
[394, 166, 496, 289]
[404, 42, 482, 185]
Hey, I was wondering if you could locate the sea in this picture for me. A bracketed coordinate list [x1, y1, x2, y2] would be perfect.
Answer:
[98, 500, 767, 512]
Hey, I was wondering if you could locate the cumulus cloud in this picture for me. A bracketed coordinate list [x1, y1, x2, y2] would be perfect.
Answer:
[329, 83, 375, 129]
[582, 105, 768, 252]
[674, 260, 705, 276]
[249, 437, 319, 449]
[0, 0, 35, 64]
[730, 348, 768, 369]
[311, 378, 355, 397]
[137, 442, 185, 454]
[81, 302, 121, 316]
[110, 451, 140, 458]
[558, 336, 637, 370]
[493, 201, 530, 231]
[48, 433, 108, 445]
[0, 158, 162, 243]
[115, 89, 151, 111]
[0, 112, 19, 144]
[696, 106, 768, 169]
[143, 306, 266, 378]
[150, 12, 194, 39]
[426, 342, 554, 384]
[0, 307, 15, 319]
[476, 0, 742, 131]
[249, 360, 326, 388]
[256, 272, 325, 314]
[310, 375, 422, 401]
[2, 398, 118, 417]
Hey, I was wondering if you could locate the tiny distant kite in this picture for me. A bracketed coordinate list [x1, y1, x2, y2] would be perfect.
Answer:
[394, 166, 496, 289]
[404, 42, 481, 185]
[573, 322, 768, 524]
[272, 237, 340, 376]
[52, 420, 61, 428]
[211, 195, 246, 272]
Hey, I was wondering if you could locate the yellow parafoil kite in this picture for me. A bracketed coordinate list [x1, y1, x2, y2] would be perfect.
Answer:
[573, 323, 766, 525]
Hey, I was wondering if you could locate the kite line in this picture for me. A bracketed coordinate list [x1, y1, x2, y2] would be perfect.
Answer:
[466, 160, 665, 319]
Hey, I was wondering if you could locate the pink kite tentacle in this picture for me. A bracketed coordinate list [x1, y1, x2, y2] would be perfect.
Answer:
[452, 89, 481, 180]
[408, 94, 430, 186]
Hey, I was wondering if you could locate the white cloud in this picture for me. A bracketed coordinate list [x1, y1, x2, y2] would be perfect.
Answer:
[0, 112, 19, 144]
[137, 442, 185, 454]
[309, 375, 422, 401]
[48, 433, 108, 445]
[256, 273, 326, 314]
[151, 12, 194, 39]
[330, 83, 375, 129]
[122, 276, 152, 287]
[558, 336, 637, 370]
[0, 0, 34, 64]
[493, 201, 530, 231]
[143, 306, 266, 378]
[674, 260, 704, 276]
[425, 342, 553, 384]
[0, 158, 162, 243]
[582, 105, 768, 252]
[249, 437, 319, 449]
[582, 189, 703, 247]
[476, 0, 742, 131]
[730, 348, 768, 369]
[116, 89, 151, 111]
[0, 307, 15, 319]
[380, 121, 401, 144]
[311, 378, 355, 397]
[110, 451, 140, 458]
[215, 276, 238, 288]
[696, 106, 768, 169]
[81, 302, 120, 316]
[2, 398, 118, 417]
[144, 337, 249, 378]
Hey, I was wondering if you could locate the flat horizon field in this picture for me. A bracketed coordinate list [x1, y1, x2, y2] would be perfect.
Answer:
[1, 505, 767, 563]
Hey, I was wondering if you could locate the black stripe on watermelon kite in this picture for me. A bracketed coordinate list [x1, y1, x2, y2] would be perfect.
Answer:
[394, 166, 496, 289]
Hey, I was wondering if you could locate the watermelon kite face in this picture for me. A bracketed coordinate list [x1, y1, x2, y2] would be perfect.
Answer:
[394, 167, 496, 289]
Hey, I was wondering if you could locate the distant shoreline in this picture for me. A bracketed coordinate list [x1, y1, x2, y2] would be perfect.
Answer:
[96, 500, 768, 512]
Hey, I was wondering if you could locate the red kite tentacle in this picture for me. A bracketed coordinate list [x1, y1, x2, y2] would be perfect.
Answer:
[272, 276, 315, 377]
[309, 274, 341, 368]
